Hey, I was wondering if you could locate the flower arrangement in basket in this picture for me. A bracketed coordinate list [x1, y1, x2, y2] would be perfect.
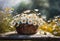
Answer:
[10, 10, 46, 35]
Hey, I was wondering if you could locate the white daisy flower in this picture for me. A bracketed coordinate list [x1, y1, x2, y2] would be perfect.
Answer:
[29, 14, 33, 16]
[27, 14, 33, 19]
[21, 14, 27, 17]
[10, 20, 16, 26]
[28, 19, 33, 24]
[47, 20, 51, 23]
[37, 13, 41, 16]
[33, 21, 38, 25]
[13, 14, 20, 19]
[34, 9, 39, 12]
[26, 15, 31, 19]
[33, 16, 38, 20]
[33, 14, 37, 16]
[53, 19, 58, 22]
[38, 22, 43, 26]
[40, 18, 46, 23]
[23, 10, 31, 13]
[20, 19, 27, 24]
[20, 17, 27, 23]
[38, 18, 45, 26]
[16, 14, 20, 17]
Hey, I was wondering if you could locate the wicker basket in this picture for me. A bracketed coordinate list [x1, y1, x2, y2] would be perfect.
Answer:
[16, 23, 38, 35]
